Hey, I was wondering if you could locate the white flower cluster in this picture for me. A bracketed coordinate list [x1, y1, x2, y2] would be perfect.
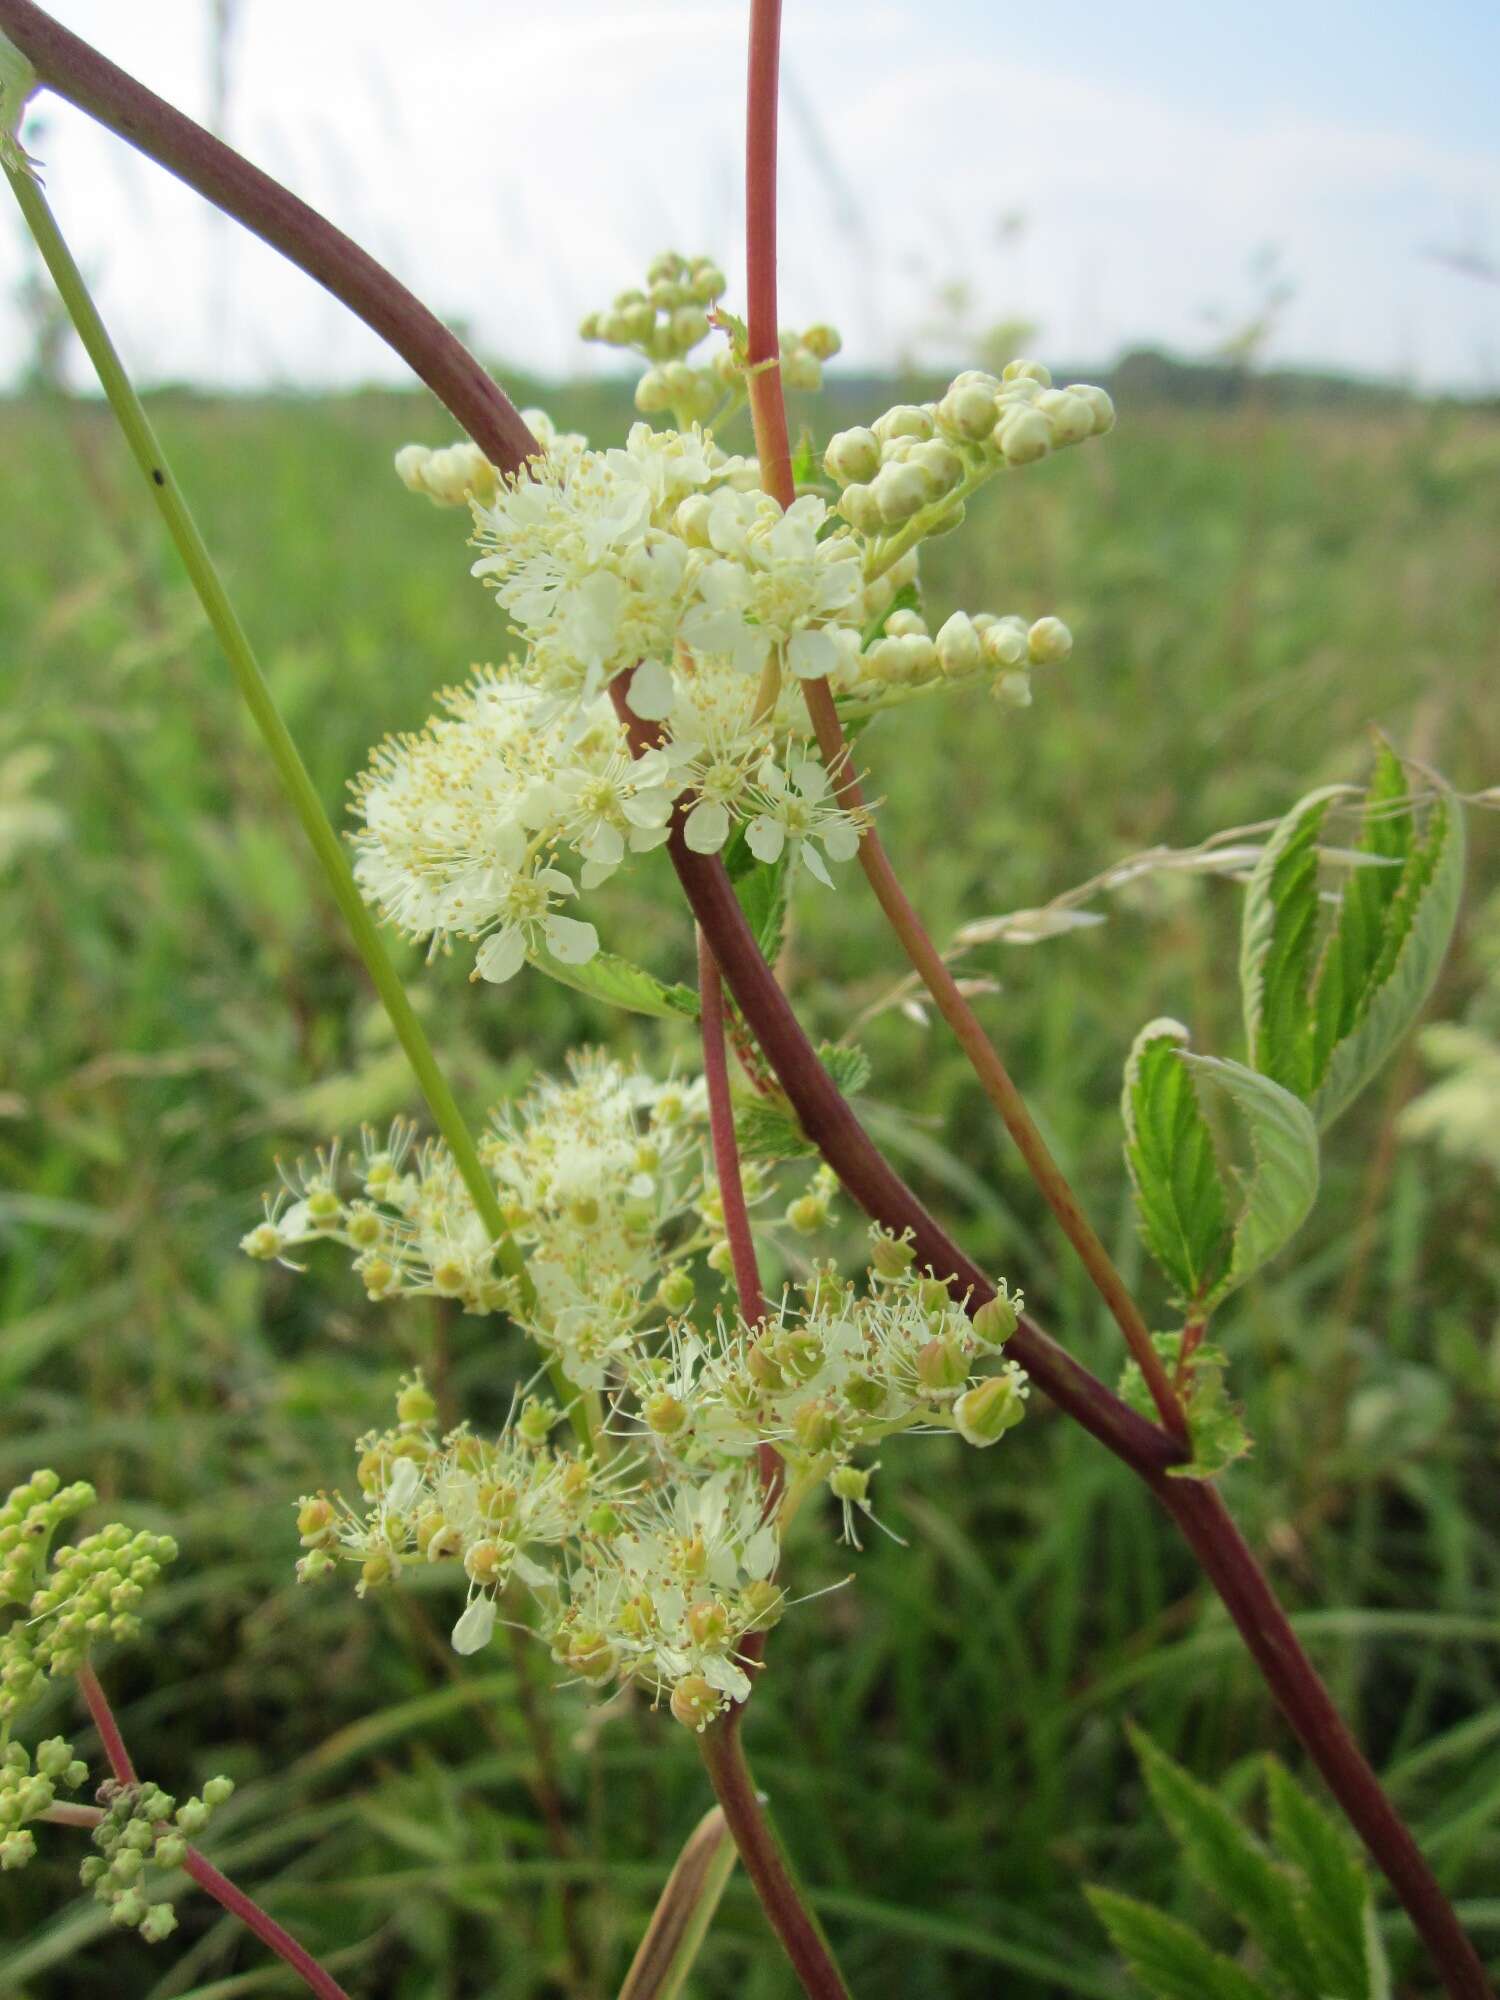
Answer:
[243, 1053, 708, 1361]
[363, 413, 873, 983]
[297, 1224, 1026, 1728]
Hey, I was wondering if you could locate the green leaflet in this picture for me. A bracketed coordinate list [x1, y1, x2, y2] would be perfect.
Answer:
[1130, 1730, 1322, 2000]
[1085, 1889, 1275, 2000]
[1121, 1028, 1317, 1313]
[1238, 754, 1465, 1131]
[734, 1042, 870, 1162]
[723, 826, 791, 963]
[1117, 1333, 1250, 1479]
[527, 946, 699, 1021]
[1264, 1760, 1383, 2000]
[1310, 786, 1464, 1131]
[1122, 1019, 1231, 1307]
[1240, 785, 1345, 1097]
[1184, 1055, 1319, 1304]
[1090, 1742, 1388, 2000]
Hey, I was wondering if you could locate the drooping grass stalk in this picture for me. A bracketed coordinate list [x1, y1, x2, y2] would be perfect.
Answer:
[740, 0, 1187, 1441]
[8, 14, 1489, 1992]
[2, 154, 601, 1444]
[617, 1805, 737, 2000]
[697, 1720, 852, 2000]
[77, 1665, 352, 2000]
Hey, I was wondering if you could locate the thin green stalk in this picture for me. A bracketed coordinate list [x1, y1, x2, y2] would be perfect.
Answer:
[4, 157, 592, 1443]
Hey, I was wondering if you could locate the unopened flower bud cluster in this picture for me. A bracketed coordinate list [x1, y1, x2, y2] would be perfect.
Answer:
[1, 1471, 177, 1726]
[0, 1736, 88, 1872]
[81, 1774, 234, 1943]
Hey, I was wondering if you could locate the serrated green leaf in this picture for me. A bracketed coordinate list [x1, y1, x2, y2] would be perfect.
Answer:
[528, 946, 698, 1021]
[1265, 1760, 1375, 2000]
[1309, 786, 1464, 1131]
[822, 1040, 872, 1096]
[1240, 787, 1344, 1096]
[1086, 1888, 1275, 2000]
[1310, 746, 1411, 1081]
[1122, 1019, 1232, 1305]
[1129, 1730, 1322, 1999]
[733, 1089, 814, 1161]
[1183, 1055, 1319, 1303]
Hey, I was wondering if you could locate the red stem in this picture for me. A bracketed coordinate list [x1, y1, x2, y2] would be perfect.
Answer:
[745, 0, 795, 510]
[76, 1663, 352, 2000]
[698, 926, 783, 1501]
[698, 1718, 851, 2000]
[699, 928, 770, 1329]
[78, 1659, 137, 1784]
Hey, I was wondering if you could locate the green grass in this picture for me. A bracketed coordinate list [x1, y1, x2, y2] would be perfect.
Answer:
[2, 378, 1500, 1997]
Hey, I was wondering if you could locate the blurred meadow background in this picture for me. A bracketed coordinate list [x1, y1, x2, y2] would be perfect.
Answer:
[3, 4, 1500, 1997]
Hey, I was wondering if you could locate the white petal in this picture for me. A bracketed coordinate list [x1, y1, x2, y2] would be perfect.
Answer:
[627, 659, 676, 721]
[745, 816, 786, 864]
[544, 915, 599, 964]
[581, 822, 625, 867]
[803, 842, 835, 888]
[684, 801, 730, 854]
[787, 627, 838, 680]
[451, 1596, 497, 1655]
[475, 925, 527, 983]
[385, 1458, 422, 1513]
[821, 818, 862, 862]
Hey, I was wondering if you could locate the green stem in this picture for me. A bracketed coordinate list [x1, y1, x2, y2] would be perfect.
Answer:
[3, 157, 593, 1444]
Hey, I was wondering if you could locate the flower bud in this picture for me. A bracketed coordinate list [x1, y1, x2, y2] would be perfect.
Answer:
[1036, 388, 1094, 447]
[567, 1630, 618, 1682]
[670, 1674, 723, 1731]
[1003, 358, 1052, 387]
[518, 1398, 557, 1446]
[792, 1400, 840, 1453]
[464, 1539, 506, 1585]
[873, 404, 934, 444]
[996, 408, 1052, 466]
[396, 1379, 437, 1427]
[982, 618, 1028, 668]
[783, 347, 822, 392]
[837, 482, 886, 536]
[872, 462, 929, 525]
[916, 1336, 969, 1396]
[972, 1289, 1021, 1347]
[786, 1194, 826, 1236]
[993, 670, 1033, 708]
[740, 1578, 785, 1630]
[687, 1598, 731, 1647]
[296, 1496, 336, 1546]
[802, 323, 841, 360]
[1027, 616, 1073, 666]
[1071, 383, 1116, 434]
[883, 608, 928, 639]
[844, 1371, 887, 1416]
[240, 1221, 283, 1260]
[909, 438, 965, 496]
[691, 262, 727, 302]
[935, 610, 983, 678]
[635, 367, 674, 415]
[671, 305, 710, 350]
[870, 1228, 916, 1279]
[937, 381, 1001, 441]
[774, 1329, 825, 1383]
[746, 1339, 786, 1392]
[657, 1265, 697, 1314]
[824, 427, 881, 485]
[622, 300, 656, 344]
[954, 1371, 1027, 1445]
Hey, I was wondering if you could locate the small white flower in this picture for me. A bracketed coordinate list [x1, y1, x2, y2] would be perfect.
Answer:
[745, 759, 864, 886]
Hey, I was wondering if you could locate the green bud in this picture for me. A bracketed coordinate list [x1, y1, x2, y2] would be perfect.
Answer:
[139, 1902, 178, 1944]
[152, 1833, 187, 1869]
[669, 1674, 722, 1731]
[971, 1289, 1021, 1347]
[828, 1463, 869, 1504]
[954, 1372, 1027, 1446]
[916, 1336, 969, 1395]
[656, 1266, 696, 1314]
[824, 426, 881, 485]
[786, 1194, 826, 1236]
[870, 1229, 916, 1280]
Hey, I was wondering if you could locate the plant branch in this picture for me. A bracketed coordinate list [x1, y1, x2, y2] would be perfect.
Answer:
[697, 1719, 851, 2000]
[0, 0, 535, 476]
[740, 0, 1185, 1439]
[76, 1664, 353, 2000]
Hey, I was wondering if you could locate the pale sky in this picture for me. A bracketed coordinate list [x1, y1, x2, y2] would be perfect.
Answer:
[3, 0, 1498, 395]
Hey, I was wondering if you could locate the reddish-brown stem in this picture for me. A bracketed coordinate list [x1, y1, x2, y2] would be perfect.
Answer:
[78, 1659, 137, 1784]
[0, 0, 537, 478]
[13, 12, 1483, 1988]
[76, 1663, 353, 2000]
[744, 0, 794, 511]
[698, 1716, 851, 2000]
[740, 0, 1185, 1440]
[699, 928, 770, 1330]
[699, 927, 783, 1502]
